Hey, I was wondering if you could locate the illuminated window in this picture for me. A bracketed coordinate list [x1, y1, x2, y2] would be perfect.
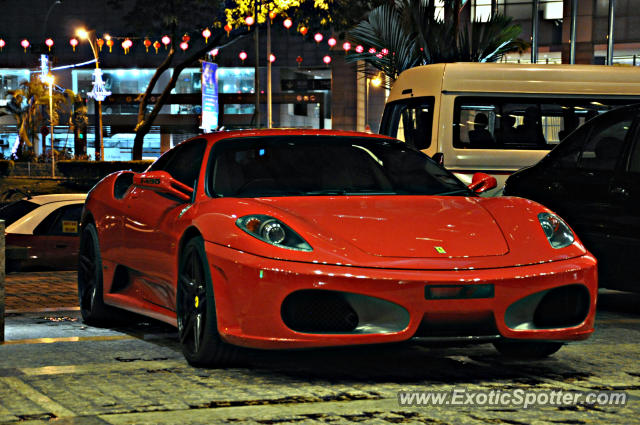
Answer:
[473, 0, 493, 22]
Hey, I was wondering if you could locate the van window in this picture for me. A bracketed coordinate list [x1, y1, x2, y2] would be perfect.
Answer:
[380, 97, 435, 150]
[453, 97, 627, 150]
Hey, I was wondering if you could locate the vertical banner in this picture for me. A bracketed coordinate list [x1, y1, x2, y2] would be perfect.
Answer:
[201, 61, 219, 132]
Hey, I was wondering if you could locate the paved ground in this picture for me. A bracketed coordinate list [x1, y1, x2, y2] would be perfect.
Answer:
[0, 271, 639, 424]
[4, 271, 78, 312]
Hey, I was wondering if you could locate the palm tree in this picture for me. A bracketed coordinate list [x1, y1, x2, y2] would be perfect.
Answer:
[346, 0, 527, 86]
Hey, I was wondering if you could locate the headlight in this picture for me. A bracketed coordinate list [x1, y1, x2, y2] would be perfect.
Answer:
[538, 212, 574, 249]
[236, 215, 312, 251]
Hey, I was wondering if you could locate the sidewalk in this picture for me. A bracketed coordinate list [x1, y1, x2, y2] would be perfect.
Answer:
[4, 271, 78, 312]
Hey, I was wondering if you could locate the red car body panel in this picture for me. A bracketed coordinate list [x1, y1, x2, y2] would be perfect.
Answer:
[83, 129, 598, 349]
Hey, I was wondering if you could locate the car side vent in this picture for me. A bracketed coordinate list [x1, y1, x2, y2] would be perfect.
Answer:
[114, 172, 134, 199]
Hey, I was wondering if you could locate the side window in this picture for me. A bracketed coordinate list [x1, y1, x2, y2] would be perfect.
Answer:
[577, 112, 633, 171]
[380, 98, 435, 150]
[149, 139, 207, 188]
[454, 97, 622, 150]
[33, 204, 83, 236]
[549, 110, 634, 171]
[628, 127, 640, 173]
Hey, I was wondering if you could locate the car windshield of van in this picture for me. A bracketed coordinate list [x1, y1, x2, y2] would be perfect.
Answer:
[209, 136, 469, 197]
[0, 200, 39, 226]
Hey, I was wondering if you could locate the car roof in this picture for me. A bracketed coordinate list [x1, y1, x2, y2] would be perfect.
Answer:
[25, 193, 87, 205]
[189, 128, 397, 146]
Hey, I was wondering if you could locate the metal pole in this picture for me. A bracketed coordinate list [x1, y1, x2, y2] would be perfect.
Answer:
[531, 0, 539, 64]
[254, 0, 261, 128]
[49, 80, 55, 177]
[86, 32, 104, 160]
[607, 0, 616, 66]
[267, 13, 272, 128]
[570, 0, 578, 64]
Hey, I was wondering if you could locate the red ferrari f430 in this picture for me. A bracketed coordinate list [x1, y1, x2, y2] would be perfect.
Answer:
[79, 129, 597, 366]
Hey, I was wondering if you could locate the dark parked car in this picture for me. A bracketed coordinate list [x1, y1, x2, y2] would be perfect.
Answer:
[504, 104, 640, 292]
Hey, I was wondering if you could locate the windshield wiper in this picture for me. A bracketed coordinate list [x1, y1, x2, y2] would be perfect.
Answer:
[303, 189, 348, 195]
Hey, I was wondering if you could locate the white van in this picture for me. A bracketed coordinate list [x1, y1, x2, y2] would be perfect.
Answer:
[379, 63, 640, 194]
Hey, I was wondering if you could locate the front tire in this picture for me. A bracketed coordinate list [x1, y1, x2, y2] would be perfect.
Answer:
[493, 340, 564, 358]
[78, 223, 115, 325]
[177, 236, 239, 367]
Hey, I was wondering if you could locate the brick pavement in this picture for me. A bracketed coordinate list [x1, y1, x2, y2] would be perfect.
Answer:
[4, 271, 78, 312]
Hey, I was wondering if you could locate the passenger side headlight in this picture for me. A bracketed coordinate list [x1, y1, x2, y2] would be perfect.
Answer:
[237, 215, 313, 251]
[538, 212, 574, 249]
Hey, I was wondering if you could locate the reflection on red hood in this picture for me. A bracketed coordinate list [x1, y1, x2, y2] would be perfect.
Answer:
[253, 196, 509, 258]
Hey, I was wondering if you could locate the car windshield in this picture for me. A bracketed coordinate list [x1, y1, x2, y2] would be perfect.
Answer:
[0, 200, 39, 226]
[209, 135, 470, 197]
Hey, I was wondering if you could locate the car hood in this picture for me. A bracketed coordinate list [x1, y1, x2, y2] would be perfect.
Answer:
[251, 196, 509, 258]
[196, 195, 588, 270]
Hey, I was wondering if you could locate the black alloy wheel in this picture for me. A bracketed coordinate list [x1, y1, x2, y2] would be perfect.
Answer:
[78, 223, 113, 325]
[177, 237, 238, 367]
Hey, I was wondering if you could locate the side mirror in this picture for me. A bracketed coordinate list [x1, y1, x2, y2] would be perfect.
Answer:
[133, 170, 193, 202]
[431, 152, 444, 166]
[468, 172, 498, 194]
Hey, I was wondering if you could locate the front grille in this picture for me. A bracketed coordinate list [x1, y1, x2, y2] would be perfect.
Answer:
[414, 312, 499, 337]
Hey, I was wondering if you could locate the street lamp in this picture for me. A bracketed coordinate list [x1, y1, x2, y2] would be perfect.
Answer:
[77, 28, 110, 161]
[42, 73, 55, 177]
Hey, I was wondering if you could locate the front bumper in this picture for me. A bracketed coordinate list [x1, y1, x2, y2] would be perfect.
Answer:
[205, 242, 597, 349]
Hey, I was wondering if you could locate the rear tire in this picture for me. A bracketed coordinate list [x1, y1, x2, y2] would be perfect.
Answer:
[177, 236, 239, 367]
[493, 340, 563, 358]
[78, 223, 115, 325]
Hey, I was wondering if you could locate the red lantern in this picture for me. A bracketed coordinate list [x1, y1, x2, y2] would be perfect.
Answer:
[381, 48, 389, 56]
[70, 38, 78, 52]
[299, 26, 308, 36]
[45, 38, 54, 51]
[269, 53, 275, 63]
[144, 38, 151, 52]
[97, 38, 104, 51]
[161, 35, 170, 49]
[342, 42, 351, 52]
[20, 39, 30, 52]
[239, 51, 247, 62]
[296, 55, 303, 67]
[283, 18, 292, 29]
[182, 34, 190, 43]
[368, 47, 376, 54]
[106, 38, 114, 53]
[224, 23, 232, 36]
[245, 16, 255, 26]
[355, 45, 364, 53]
[180, 41, 189, 51]
[153, 40, 161, 54]
[323, 55, 331, 65]
[210, 48, 219, 57]
[122, 38, 132, 54]
[313, 33, 323, 43]
[327, 37, 336, 48]
[268, 11, 277, 22]
[202, 28, 211, 43]
[0, 39, 5, 51]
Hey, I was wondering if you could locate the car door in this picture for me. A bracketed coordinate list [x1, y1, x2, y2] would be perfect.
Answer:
[605, 111, 640, 290]
[121, 139, 207, 310]
[32, 203, 83, 269]
[532, 108, 635, 267]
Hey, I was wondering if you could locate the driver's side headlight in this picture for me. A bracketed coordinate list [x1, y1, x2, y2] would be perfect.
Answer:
[538, 212, 574, 249]
[237, 215, 313, 251]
